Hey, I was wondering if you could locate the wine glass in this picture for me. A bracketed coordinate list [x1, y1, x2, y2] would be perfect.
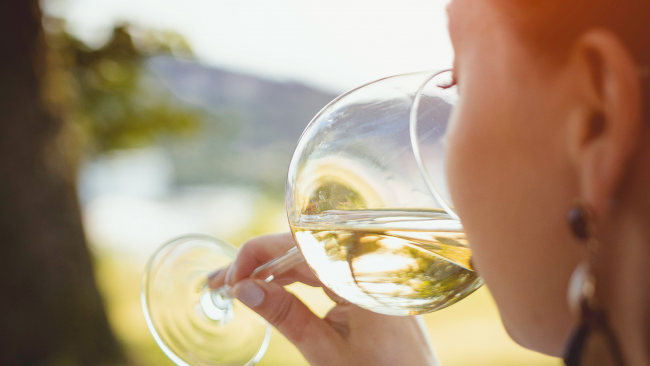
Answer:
[410, 70, 461, 220]
[142, 69, 482, 366]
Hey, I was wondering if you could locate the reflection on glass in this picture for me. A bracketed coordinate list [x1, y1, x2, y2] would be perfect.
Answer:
[143, 70, 479, 366]
[292, 204, 481, 316]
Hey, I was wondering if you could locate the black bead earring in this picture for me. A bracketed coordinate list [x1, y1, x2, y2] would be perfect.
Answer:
[567, 203, 590, 241]
[563, 202, 625, 366]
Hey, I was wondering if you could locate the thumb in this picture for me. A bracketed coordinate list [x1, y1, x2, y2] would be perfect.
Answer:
[232, 279, 341, 352]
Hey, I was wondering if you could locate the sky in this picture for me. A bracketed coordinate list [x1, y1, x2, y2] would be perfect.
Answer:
[44, 0, 454, 92]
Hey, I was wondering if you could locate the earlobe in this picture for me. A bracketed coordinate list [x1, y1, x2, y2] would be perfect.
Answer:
[568, 29, 643, 218]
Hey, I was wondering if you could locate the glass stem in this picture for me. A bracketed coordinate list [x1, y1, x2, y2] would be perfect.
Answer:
[215, 246, 304, 301]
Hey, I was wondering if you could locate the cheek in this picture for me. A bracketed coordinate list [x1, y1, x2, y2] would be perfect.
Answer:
[447, 85, 519, 294]
[446, 82, 581, 355]
[446, 86, 514, 229]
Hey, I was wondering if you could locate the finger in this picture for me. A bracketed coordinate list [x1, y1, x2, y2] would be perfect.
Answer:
[225, 233, 322, 288]
[226, 232, 297, 285]
[322, 287, 351, 305]
[207, 232, 326, 289]
[206, 266, 229, 289]
[232, 279, 342, 352]
[269, 264, 322, 287]
[207, 260, 321, 290]
[207, 233, 296, 289]
[323, 303, 355, 337]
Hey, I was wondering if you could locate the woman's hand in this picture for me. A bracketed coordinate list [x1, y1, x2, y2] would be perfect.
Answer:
[207, 233, 441, 366]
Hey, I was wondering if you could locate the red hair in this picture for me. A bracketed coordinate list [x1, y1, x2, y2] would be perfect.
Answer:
[493, 0, 650, 63]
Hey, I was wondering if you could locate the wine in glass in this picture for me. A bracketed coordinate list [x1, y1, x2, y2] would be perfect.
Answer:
[142, 69, 481, 366]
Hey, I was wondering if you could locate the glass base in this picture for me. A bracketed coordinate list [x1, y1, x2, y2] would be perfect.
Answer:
[142, 234, 271, 366]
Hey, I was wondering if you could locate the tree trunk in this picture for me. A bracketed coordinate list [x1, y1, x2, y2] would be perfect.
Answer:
[0, 1, 126, 365]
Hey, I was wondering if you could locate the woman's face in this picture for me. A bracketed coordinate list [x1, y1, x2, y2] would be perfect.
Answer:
[446, 0, 583, 355]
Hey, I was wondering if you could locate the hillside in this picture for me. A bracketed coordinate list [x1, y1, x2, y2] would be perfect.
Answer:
[148, 56, 339, 191]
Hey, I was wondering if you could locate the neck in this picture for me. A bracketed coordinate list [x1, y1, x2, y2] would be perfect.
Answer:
[599, 144, 650, 366]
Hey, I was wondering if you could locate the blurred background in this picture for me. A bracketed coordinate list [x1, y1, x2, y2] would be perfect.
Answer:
[0, 0, 561, 365]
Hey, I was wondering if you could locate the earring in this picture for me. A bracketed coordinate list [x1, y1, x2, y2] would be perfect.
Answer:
[567, 204, 590, 240]
[563, 202, 625, 366]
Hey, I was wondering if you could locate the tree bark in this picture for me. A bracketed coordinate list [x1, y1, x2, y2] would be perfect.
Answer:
[0, 1, 126, 365]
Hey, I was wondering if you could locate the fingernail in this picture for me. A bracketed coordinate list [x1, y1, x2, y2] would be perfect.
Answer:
[237, 281, 265, 307]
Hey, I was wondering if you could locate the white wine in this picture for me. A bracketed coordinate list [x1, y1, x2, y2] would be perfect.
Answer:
[290, 210, 483, 316]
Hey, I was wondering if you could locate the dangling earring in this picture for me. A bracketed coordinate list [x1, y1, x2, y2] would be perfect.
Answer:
[563, 202, 625, 366]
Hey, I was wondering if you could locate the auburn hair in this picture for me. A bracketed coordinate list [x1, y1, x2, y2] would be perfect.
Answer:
[493, 0, 650, 121]
[493, 0, 650, 64]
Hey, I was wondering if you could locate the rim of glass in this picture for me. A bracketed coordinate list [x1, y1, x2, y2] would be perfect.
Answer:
[141, 233, 272, 366]
[409, 69, 460, 221]
[286, 69, 460, 220]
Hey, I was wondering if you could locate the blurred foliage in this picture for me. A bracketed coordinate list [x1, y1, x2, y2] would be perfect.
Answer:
[42, 18, 212, 160]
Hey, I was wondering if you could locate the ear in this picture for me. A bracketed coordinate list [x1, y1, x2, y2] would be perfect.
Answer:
[567, 28, 644, 219]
